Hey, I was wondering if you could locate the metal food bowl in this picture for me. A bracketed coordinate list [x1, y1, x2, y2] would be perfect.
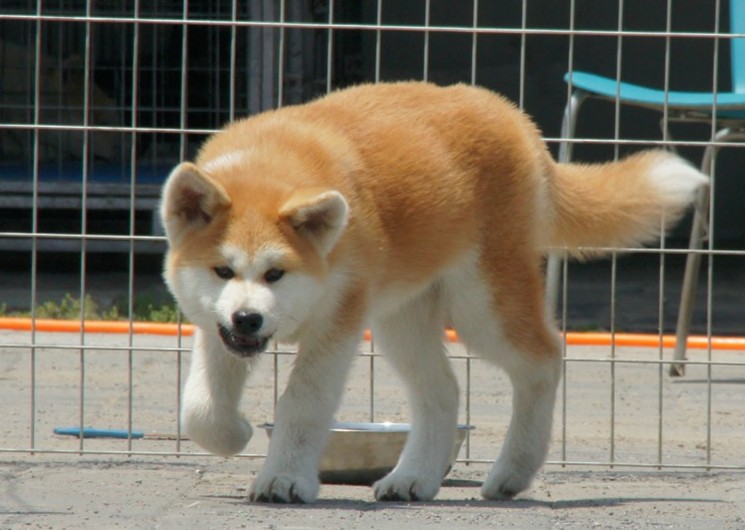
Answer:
[259, 422, 473, 485]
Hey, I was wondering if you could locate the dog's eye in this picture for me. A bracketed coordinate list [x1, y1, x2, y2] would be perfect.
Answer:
[213, 266, 235, 280]
[263, 268, 285, 283]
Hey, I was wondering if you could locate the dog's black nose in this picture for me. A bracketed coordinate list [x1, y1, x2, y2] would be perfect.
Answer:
[232, 311, 263, 335]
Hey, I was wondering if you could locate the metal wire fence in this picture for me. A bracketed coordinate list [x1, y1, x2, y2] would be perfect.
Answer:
[1, 0, 743, 474]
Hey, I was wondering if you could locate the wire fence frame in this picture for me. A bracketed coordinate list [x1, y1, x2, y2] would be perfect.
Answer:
[0, 0, 743, 475]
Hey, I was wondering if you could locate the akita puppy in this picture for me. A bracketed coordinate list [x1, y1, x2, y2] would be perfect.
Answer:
[160, 82, 706, 503]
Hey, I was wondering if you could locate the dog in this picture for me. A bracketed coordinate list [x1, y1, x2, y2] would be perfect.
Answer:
[160, 82, 707, 503]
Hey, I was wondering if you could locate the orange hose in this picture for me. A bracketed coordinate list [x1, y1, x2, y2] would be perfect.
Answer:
[1, 317, 743, 351]
[563, 331, 745, 351]
[0, 317, 195, 336]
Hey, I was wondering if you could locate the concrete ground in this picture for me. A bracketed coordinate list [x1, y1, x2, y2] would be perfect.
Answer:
[2, 458, 745, 529]
[1, 330, 745, 529]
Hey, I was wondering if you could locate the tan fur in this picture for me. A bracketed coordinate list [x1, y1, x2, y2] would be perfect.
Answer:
[211, 88, 528, 273]
[168, 82, 699, 356]
[549, 150, 695, 257]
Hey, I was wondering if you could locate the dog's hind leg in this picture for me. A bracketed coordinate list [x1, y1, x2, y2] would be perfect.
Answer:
[445, 251, 562, 500]
[480, 347, 561, 499]
[372, 287, 459, 502]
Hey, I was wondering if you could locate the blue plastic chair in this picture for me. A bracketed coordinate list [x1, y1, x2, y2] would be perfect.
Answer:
[547, 0, 745, 375]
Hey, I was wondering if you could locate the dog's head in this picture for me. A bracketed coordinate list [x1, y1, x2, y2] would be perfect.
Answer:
[160, 160, 349, 358]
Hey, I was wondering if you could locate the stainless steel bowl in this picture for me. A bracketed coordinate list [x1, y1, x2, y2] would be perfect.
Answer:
[259, 422, 473, 485]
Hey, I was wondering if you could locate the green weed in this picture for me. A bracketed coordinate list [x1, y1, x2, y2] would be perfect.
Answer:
[0, 292, 183, 323]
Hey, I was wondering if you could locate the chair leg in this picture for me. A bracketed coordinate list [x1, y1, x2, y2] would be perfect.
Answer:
[546, 91, 586, 313]
[669, 183, 710, 376]
[669, 127, 745, 376]
[545, 250, 565, 316]
[557, 90, 585, 164]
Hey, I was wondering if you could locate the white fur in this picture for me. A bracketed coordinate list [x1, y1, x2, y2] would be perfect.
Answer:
[249, 333, 360, 502]
[371, 287, 460, 501]
[181, 328, 254, 456]
[649, 153, 709, 209]
[164, 267, 221, 330]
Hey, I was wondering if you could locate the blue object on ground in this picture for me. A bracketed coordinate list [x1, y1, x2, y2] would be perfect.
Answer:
[53, 427, 145, 439]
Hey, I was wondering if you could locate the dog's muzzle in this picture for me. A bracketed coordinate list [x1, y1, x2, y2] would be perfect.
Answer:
[218, 311, 270, 358]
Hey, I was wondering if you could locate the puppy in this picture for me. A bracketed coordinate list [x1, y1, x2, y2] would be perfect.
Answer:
[160, 82, 707, 503]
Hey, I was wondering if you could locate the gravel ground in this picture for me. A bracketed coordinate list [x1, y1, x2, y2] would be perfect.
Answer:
[1, 331, 745, 529]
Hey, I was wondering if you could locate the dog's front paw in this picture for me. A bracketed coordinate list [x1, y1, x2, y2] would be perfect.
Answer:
[249, 472, 320, 504]
[373, 471, 441, 502]
[182, 406, 253, 457]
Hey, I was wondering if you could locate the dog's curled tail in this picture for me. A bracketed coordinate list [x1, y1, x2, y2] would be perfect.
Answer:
[544, 150, 708, 258]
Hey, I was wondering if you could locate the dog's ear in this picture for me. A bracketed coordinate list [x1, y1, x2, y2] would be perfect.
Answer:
[279, 188, 349, 256]
[160, 162, 231, 243]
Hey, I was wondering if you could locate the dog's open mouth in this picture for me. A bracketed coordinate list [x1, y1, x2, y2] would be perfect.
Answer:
[217, 324, 270, 358]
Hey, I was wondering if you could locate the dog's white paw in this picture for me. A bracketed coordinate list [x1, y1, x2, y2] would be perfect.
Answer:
[249, 472, 320, 504]
[182, 407, 253, 457]
[480, 459, 533, 500]
[373, 471, 441, 502]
